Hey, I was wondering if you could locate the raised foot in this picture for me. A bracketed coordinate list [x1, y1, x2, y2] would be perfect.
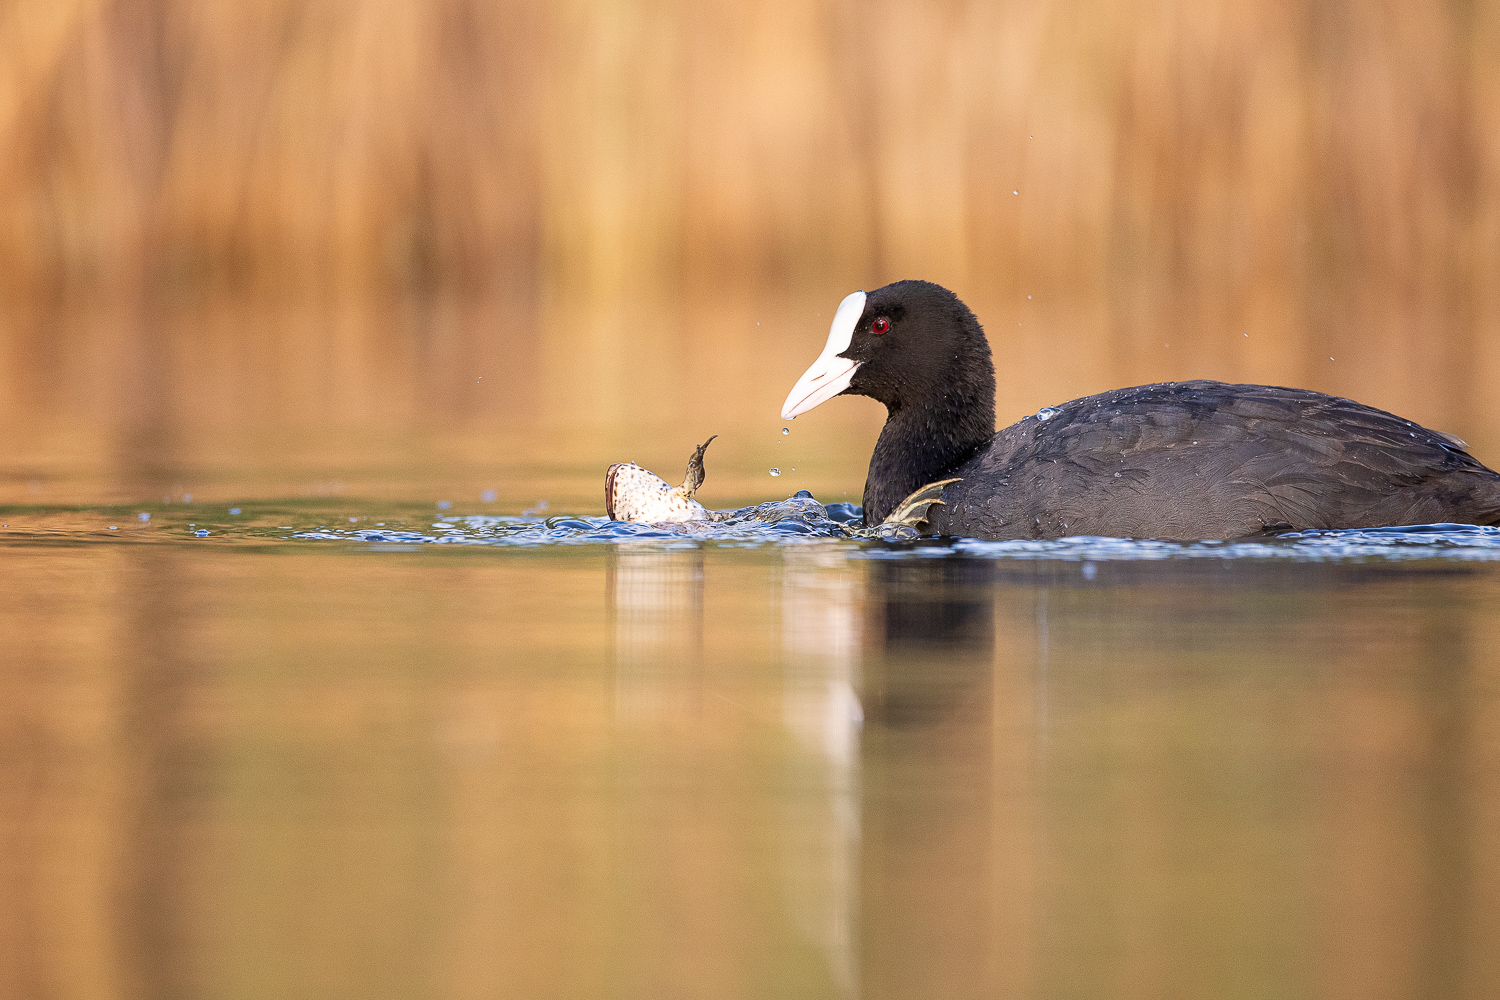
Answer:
[883, 478, 961, 528]
[679, 435, 717, 497]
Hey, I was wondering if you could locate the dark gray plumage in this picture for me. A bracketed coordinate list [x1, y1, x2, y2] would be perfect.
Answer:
[929, 381, 1500, 539]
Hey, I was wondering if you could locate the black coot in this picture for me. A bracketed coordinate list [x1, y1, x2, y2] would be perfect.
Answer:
[781, 280, 1500, 540]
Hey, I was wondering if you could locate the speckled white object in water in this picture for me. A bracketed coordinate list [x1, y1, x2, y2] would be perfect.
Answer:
[605, 462, 711, 523]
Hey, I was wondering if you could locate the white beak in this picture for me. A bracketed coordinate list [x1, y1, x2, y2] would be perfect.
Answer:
[781, 290, 866, 420]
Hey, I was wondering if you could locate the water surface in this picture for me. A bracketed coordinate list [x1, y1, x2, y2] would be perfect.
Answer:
[4, 497, 1499, 999]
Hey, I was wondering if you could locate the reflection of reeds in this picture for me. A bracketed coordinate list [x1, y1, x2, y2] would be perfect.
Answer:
[1, 2, 1496, 307]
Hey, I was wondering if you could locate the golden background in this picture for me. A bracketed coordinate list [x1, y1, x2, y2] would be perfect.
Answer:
[1, 1, 1498, 504]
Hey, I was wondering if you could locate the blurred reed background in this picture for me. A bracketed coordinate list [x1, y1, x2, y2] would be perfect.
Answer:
[1, 1, 1499, 505]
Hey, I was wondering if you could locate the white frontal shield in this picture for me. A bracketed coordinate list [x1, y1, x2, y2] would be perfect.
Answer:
[781, 290, 866, 420]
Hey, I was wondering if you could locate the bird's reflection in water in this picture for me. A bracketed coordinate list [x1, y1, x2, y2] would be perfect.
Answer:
[861, 556, 998, 728]
[859, 556, 1025, 996]
[605, 543, 866, 996]
[607, 545, 705, 722]
[603, 546, 1018, 997]
[775, 552, 1010, 998]
[779, 545, 865, 998]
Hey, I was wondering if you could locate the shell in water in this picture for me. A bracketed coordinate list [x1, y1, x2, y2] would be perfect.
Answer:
[605, 436, 717, 523]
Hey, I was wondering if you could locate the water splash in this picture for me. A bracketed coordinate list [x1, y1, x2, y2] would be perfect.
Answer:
[294, 494, 863, 548]
[15, 501, 1500, 562]
[273, 509, 1500, 562]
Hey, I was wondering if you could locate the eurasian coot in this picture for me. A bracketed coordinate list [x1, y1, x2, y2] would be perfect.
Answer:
[781, 280, 1500, 540]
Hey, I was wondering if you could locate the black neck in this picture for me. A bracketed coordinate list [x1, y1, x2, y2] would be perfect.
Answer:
[863, 387, 994, 525]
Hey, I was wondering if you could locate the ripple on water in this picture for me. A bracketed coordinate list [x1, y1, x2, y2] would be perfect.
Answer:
[295, 494, 858, 548]
[10, 498, 1498, 561]
[949, 523, 1500, 563]
[284, 502, 1500, 563]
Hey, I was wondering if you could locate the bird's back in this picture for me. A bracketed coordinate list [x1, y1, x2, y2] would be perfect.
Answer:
[930, 381, 1500, 540]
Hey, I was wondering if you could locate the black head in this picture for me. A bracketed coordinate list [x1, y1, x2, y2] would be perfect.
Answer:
[781, 280, 997, 525]
[782, 279, 995, 421]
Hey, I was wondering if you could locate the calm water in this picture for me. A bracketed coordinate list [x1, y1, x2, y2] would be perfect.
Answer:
[4, 494, 1500, 1000]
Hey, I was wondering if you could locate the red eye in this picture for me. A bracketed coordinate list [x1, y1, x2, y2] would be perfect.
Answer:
[871, 317, 890, 334]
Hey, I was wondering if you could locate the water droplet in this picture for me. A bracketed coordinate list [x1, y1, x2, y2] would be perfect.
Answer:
[481, 489, 497, 502]
[769, 468, 782, 477]
[194, 529, 209, 537]
[1036, 406, 1058, 422]
[1013, 189, 1018, 195]
[108, 525, 118, 530]
[1330, 356, 1335, 361]
[138, 512, 150, 521]
[349, 517, 358, 523]
[781, 427, 789, 435]
[228, 508, 241, 515]
[437, 500, 452, 510]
